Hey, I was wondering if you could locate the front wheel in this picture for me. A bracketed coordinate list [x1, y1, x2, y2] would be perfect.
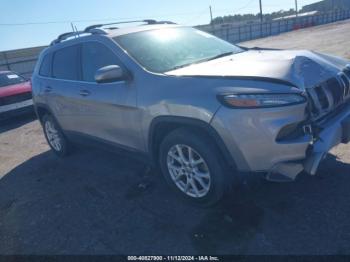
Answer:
[42, 114, 70, 157]
[159, 128, 230, 206]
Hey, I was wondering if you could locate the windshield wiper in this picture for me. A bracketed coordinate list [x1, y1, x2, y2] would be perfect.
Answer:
[169, 51, 236, 71]
[170, 62, 196, 71]
[204, 51, 235, 62]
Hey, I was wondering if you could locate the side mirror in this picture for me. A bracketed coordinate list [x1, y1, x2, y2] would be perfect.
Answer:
[95, 65, 125, 83]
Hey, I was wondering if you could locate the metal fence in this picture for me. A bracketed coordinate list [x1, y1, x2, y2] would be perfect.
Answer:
[202, 9, 350, 43]
[0, 46, 46, 78]
[1, 10, 350, 78]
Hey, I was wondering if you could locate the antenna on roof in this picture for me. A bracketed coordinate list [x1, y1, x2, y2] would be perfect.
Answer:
[70, 23, 77, 38]
[74, 25, 80, 37]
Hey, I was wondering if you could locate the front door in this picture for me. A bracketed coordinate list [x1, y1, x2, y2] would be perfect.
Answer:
[72, 41, 140, 150]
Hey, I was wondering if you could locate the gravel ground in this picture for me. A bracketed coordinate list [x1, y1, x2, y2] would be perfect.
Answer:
[1, 20, 350, 255]
[240, 19, 350, 59]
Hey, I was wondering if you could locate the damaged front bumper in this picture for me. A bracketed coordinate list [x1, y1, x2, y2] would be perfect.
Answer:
[268, 103, 350, 181]
[212, 101, 350, 182]
[304, 103, 350, 175]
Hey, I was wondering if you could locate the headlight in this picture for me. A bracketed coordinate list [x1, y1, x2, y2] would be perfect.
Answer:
[218, 93, 306, 108]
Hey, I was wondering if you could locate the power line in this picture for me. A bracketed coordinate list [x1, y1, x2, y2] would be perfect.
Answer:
[0, 1, 304, 27]
[0, 0, 262, 27]
[233, 0, 258, 13]
[0, 18, 119, 26]
[0, 10, 213, 26]
[182, 7, 209, 25]
[212, 0, 257, 14]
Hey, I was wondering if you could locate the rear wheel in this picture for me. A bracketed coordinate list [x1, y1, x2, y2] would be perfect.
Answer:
[159, 128, 230, 206]
[42, 114, 70, 157]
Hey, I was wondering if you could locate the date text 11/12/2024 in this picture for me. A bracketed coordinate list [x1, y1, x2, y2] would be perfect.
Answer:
[127, 256, 220, 261]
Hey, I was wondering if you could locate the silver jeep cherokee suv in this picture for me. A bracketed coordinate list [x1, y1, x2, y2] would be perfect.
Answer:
[32, 20, 350, 205]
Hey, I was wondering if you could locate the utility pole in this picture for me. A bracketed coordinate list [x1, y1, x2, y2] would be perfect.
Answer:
[209, 5, 213, 24]
[259, 0, 263, 23]
[259, 0, 263, 37]
[295, 0, 298, 17]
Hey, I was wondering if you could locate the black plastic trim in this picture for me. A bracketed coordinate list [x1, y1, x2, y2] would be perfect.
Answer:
[65, 130, 150, 164]
[148, 116, 237, 169]
[34, 103, 54, 122]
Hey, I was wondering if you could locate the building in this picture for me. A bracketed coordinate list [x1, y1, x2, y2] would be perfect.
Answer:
[301, 0, 350, 12]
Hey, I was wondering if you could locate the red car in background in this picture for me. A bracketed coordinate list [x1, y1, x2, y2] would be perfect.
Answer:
[0, 71, 33, 120]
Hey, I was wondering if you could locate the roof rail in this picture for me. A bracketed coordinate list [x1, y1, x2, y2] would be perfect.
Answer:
[50, 31, 86, 46]
[84, 19, 175, 32]
[149, 20, 176, 25]
[50, 19, 176, 46]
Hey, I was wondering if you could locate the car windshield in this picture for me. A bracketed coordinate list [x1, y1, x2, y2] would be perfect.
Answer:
[0, 72, 26, 88]
[114, 27, 244, 73]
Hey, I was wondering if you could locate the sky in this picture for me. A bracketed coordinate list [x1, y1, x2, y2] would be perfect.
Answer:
[0, 0, 318, 51]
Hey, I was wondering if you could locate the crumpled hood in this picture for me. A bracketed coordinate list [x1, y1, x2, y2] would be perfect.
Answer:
[165, 49, 349, 90]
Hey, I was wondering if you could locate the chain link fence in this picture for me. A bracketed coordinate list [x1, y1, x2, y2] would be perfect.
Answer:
[0, 46, 46, 78]
[200, 9, 350, 44]
[1, 10, 350, 78]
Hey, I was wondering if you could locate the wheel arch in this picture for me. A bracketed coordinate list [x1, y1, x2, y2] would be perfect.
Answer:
[148, 116, 237, 170]
[34, 104, 63, 132]
[34, 103, 53, 123]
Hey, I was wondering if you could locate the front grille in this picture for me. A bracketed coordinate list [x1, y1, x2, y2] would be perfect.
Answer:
[344, 67, 350, 78]
[0, 92, 32, 106]
[307, 65, 350, 119]
[339, 72, 350, 96]
[315, 85, 329, 109]
[326, 77, 343, 104]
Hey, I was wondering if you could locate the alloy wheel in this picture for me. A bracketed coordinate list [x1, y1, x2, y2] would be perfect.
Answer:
[167, 144, 211, 198]
[45, 120, 62, 152]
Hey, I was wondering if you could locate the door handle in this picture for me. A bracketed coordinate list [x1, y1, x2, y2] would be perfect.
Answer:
[44, 86, 52, 93]
[79, 90, 91, 97]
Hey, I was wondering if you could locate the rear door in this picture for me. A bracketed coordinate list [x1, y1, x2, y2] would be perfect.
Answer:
[46, 44, 82, 131]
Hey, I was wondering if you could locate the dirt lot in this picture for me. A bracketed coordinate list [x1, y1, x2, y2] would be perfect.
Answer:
[1, 20, 350, 255]
[241, 19, 350, 59]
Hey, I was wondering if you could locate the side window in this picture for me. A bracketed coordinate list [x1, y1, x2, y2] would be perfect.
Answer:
[52, 45, 79, 80]
[39, 53, 52, 77]
[81, 42, 120, 82]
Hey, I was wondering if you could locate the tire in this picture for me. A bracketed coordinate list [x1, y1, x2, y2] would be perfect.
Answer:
[42, 114, 70, 157]
[159, 128, 230, 206]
